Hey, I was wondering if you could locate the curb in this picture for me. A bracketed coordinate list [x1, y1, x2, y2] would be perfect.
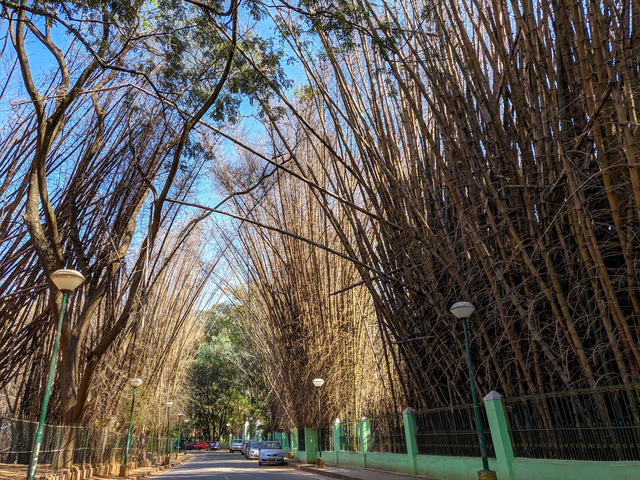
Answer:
[287, 460, 436, 480]
[146, 455, 192, 478]
[295, 464, 359, 480]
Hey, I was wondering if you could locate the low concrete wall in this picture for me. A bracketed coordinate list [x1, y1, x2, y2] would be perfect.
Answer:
[289, 394, 640, 480]
[366, 452, 413, 475]
[333, 451, 364, 469]
[416, 455, 490, 480]
[511, 458, 640, 480]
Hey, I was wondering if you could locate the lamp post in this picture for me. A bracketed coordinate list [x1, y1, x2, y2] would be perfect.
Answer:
[120, 378, 143, 477]
[176, 413, 184, 458]
[27, 269, 85, 480]
[312, 378, 325, 467]
[164, 401, 173, 464]
[266, 411, 271, 439]
[226, 423, 231, 448]
[450, 302, 496, 480]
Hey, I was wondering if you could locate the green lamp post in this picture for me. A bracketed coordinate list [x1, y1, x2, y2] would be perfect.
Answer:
[266, 411, 271, 440]
[450, 301, 496, 480]
[312, 378, 325, 467]
[176, 413, 184, 458]
[27, 269, 85, 480]
[120, 378, 143, 477]
[164, 401, 173, 463]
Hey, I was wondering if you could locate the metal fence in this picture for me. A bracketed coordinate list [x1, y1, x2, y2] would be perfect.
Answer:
[0, 417, 173, 476]
[319, 426, 333, 452]
[297, 428, 306, 452]
[504, 383, 640, 461]
[367, 414, 407, 454]
[412, 404, 495, 457]
[339, 419, 361, 452]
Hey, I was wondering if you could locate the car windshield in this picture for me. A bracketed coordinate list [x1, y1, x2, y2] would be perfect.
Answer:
[262, 441, 281, 449]
[251, 442, 261, 448]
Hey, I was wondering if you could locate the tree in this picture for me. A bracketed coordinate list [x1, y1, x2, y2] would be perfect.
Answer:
[185, 304, 258, 440]
[0, 0, 249, 426]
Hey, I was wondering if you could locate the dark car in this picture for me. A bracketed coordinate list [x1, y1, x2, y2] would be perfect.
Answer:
[210, 442, 220, 450]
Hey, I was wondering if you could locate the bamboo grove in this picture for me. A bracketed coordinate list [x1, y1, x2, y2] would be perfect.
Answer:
[1, 0, 640, 434]
[215, 0, 640, 425]
[0, 0, 246, 429]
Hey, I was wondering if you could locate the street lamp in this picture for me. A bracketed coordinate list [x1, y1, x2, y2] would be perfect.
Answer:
[266, 411, 271, 439]
[120, 378, 143, 477]
[176, 413, 184, 458]
[165, 401, 173, 462]
[312, 378, 325, 467]
[450, 302, 496, 480]
[28, 269, 85, 480]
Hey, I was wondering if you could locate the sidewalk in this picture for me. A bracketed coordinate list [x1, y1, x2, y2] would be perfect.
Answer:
[285, 457, 437, 480]
[0, 455, 191, 480]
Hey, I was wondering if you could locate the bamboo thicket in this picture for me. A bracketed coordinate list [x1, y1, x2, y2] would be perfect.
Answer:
[217, 0, 640, 411]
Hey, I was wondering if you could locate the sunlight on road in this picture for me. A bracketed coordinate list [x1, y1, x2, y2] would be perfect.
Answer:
[153, 452, 323, 479]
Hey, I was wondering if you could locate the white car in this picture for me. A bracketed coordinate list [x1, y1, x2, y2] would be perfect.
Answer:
[247, 442, 261, 459]
[258, 440, 284, 466]
[229, 439, 244, 452]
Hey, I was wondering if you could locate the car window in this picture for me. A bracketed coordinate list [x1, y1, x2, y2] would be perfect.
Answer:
[262, 441, 281, 449]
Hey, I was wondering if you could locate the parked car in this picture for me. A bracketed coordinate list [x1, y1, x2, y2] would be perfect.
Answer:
[247, 441, 261, 459]
[258, 440, 284, 466]
[210, 441, 220, 450]
[230, 438, 244, 453]
[241, 439, 255, 457]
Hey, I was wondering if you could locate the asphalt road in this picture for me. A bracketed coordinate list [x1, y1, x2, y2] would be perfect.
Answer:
[153, 451, 327, 479]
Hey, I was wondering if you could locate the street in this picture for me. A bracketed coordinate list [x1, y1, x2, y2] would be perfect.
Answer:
[154, 451, 326, 479]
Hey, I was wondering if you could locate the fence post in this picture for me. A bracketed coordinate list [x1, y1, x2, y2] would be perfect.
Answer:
[483, 391, 514, 480]
[292, 428, 297, 456]
[305, 427, 318, 463]
[360, 417, 370, 469]
[333, 419, 342, 466]
[402, 407, 418, 475]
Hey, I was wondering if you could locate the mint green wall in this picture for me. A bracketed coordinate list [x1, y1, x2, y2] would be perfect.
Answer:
[286, 393, 640, 480]
[333, 451, 364, 468]
[511, 458, 640, 480]
[366, 452, 413, 474]
[416, 455, 488, 480]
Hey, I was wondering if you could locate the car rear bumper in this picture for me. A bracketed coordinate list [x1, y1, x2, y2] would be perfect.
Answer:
[259, 457, 284, 464]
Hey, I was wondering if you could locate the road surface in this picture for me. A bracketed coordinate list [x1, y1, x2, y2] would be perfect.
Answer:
[154, 451, 327, 479]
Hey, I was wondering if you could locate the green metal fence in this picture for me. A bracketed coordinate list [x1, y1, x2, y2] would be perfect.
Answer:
[297, 428, 305, 452]
[320, 426, 333, 452]
[504, 383, 640, 461]
[0, 417, 173, 476]
[367, 414, 407, 454]
[339, 419, 361, 452]
[412, 403, 495, 458]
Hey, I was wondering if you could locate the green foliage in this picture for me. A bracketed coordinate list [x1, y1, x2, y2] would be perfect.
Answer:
[48, 0, 146, 24]
[185, 303, 265, 440]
